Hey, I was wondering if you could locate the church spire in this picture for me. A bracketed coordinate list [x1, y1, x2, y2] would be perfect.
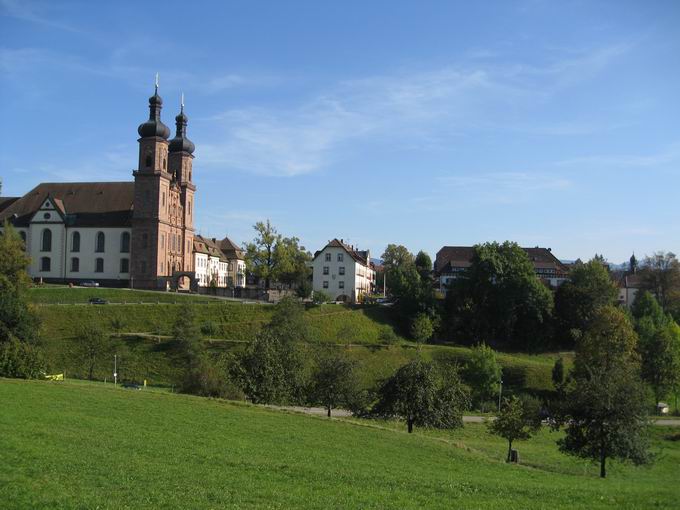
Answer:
[137, 74, 170, 139]
[169, 92, 195, 155]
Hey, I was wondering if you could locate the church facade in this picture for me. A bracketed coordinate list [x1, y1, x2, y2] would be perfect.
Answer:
[0, 86, 244, 290]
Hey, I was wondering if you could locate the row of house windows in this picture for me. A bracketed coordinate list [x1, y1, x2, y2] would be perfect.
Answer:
[322, 266, 346, 275]
[322, 280, 345, 289]
[38, 229, 131, 254]
[39, 257, 129, 273]
[324, 252, 344, 262]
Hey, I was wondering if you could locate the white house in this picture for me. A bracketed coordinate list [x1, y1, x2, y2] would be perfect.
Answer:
[192, 235, 246, 289]
[312, 239, 375, 303]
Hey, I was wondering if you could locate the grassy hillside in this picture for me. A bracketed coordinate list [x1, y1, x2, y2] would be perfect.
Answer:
[31, 288, 564, 392]
[1, 379, 678, 509]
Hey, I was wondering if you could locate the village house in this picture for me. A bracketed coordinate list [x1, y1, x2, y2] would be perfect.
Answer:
[434, 245, 570, 294]
[312, 239, 376, 303]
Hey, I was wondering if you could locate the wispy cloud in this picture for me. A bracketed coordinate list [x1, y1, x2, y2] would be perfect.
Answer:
[199, 42, 635, 177]
[554, 141, 680, 169]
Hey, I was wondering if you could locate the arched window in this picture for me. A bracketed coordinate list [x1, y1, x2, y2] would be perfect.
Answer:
[120, 232, 130, 253]
[95, 232, 105, 252]
[41, 229, 52, 251]
[145, 155, 152, 168]
[163, 158, 167, 170]
[40, 257, 51, 272]
[71, 257, 79, 272]
[120, 258, 129, 273]
[95, 258, 104, 273]
[71, 231, 80, 252]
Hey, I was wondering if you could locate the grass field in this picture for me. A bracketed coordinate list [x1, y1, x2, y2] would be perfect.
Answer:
[1, 379, 678, 509]
[29, 287, 564, 393]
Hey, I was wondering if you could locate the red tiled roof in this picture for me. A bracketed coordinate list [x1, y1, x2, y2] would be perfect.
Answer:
[435, 245, 568, 275]
[314, 238, 373, 268]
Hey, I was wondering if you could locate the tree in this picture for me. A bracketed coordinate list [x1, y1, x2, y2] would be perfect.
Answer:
[556, 306, 651, 478]
[639, 252, 680, 315]
[414, 250, 432, 281]
[312, 290, 331, 304]
[309, 350, 358, 417]
[488, 395, 542, 462]
[410, 313, 434, 344]
[0, 222, 39, 345]
[373, 358, 468, 432]
[76, 323, 110, 380]
[244, 220, 311, 290]
[464, 343, 501, 406]
[295, 278, 312, 299]
[551, 356, 565, 390]
[554, 258, 618, 347]
[232, 329, 305, 404]
[445, 242, 553, 350]
[172, 303, 202, 359]
[269, 296, 310, 344]
[633, 292, 680, 408]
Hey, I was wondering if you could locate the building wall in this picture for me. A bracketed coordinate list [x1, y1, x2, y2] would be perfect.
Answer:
[312, 246, 374, 302]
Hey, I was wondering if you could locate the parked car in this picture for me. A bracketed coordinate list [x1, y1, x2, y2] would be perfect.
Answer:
[81, 281, 99, 287]
[88, 297, 108, 305]
[122, 382, 141, 390]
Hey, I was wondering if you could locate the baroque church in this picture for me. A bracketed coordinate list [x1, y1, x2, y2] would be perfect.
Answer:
[0, 85, 245, 290]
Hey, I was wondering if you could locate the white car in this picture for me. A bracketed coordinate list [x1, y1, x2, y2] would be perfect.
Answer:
[81, 280, 99, 287]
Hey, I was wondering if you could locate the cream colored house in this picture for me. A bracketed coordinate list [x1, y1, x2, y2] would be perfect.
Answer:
[192, 235, 246, 289]
[312, 239, 375, 303]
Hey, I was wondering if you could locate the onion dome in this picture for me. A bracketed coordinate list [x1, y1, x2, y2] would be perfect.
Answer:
[168, 101, 195, 155]
[137, 88, 171, 139]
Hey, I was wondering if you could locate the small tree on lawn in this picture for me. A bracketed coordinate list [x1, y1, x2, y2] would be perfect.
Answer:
[556, 306, 651, 478]
[76, 323, 110, 380]
[269, 296, 310, 344]
[172, 303, 202, 358]
[488, 395, 542, 462]
[373, 358, 468, 433]
[309, 350, 358, 417]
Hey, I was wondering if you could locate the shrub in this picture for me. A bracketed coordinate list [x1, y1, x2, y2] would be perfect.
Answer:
[379, 326, 398, 345]
[200, 321, 219, 337]
[0, 339, 45, 379]
[312, 290, 332, 304]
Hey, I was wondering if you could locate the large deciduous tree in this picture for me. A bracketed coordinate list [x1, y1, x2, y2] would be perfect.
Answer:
[639, 252, 680, 318]
[373, 358, 469, 433]
[244, 220, 311, 290]
[632, 292, 680, 408]
[464, 343, 502, 406]
[0, 222, 39, 345]
[556, 306, 651, 478]
[309, 350, 359, 417]
[445, 242, 553, 350]
[554, 258, 618, 348]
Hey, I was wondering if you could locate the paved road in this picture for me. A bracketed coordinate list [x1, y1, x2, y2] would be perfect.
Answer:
[265, 405, 680, 426]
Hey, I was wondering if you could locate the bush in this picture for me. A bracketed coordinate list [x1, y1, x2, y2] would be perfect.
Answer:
[180, 354, 243, 400]
[378, 326, 399, 345]
[0, 339, 45, 379]
[200, 321, 220, 337]
[313, 290, 332, 304]
[410, 313, 434, 344]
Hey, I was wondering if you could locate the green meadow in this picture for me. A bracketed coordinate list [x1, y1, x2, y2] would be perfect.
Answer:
[31, 290, 563, 393]
[1, 379, 678, 509]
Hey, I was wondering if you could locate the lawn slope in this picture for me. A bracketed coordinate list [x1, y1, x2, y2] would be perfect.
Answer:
[1, 379, 678, 509]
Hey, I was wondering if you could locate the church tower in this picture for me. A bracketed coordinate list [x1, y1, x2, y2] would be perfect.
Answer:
[168, 95, 196, 274]
[131, 79, 172, 288]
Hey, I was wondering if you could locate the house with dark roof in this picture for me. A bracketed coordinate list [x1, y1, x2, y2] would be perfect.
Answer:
[434, 245, 569, 294]
[312, 239, 376, 302]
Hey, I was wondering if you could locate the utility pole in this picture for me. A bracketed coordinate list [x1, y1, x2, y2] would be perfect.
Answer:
[114, 354, 118, 386]
[498, 378, 503, 412]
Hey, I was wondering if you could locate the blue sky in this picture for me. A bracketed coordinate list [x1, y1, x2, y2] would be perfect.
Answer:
[1, 0, 679, 263]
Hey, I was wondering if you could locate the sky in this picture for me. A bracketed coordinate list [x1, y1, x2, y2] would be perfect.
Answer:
[1, 0, 679, 264]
